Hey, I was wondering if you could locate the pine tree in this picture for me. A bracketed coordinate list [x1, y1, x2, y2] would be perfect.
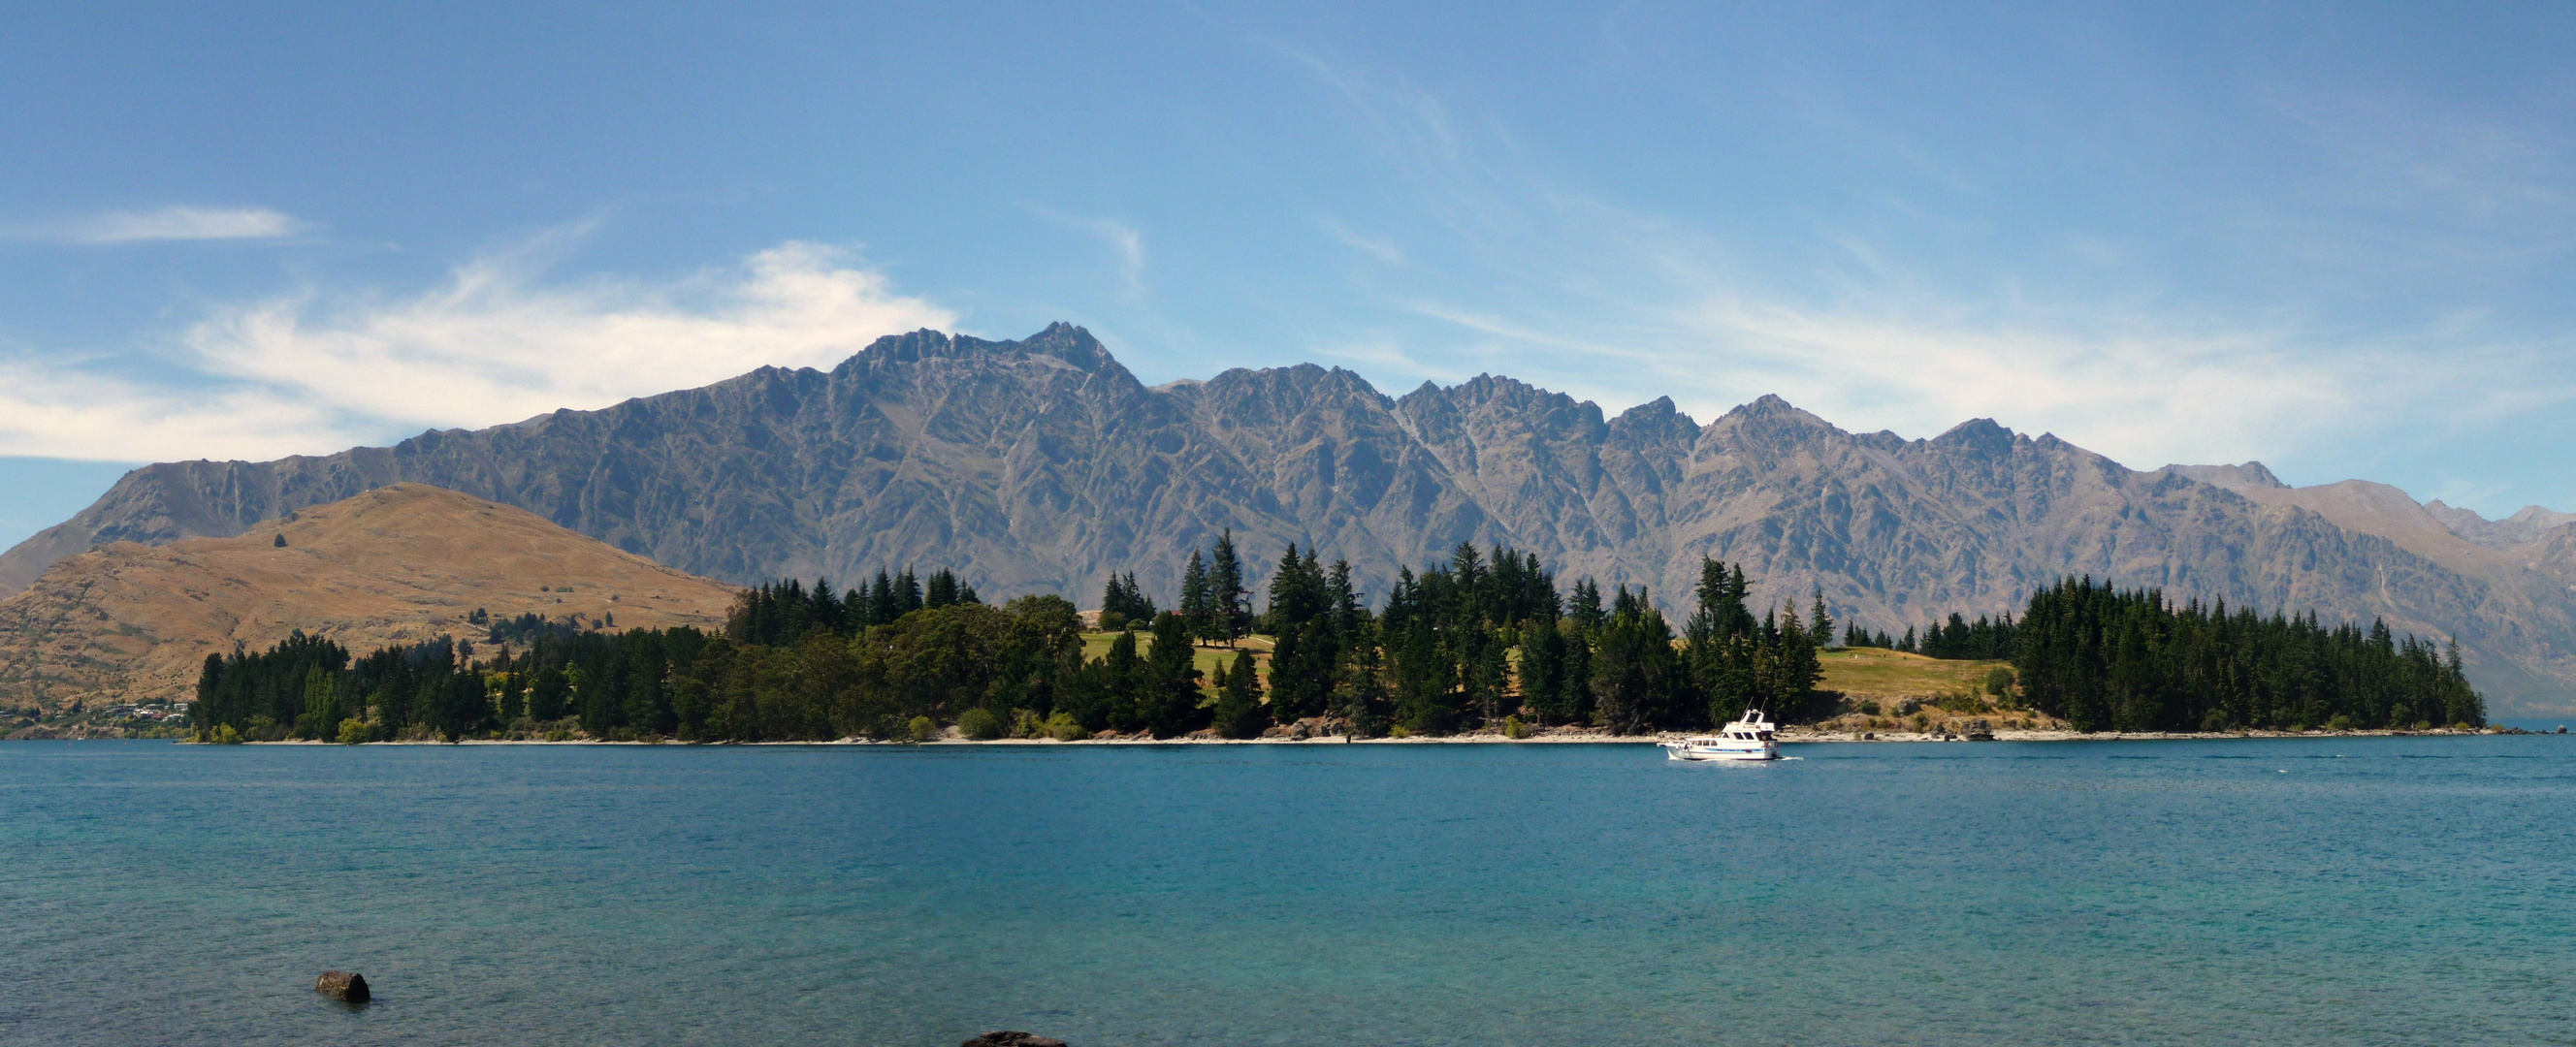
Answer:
[1179, 551, 1211, 646]
[1142, 612, 1208, 737]
[1561, 619, 1594, 724]
[1101, 574, 1132, 626]
[1208, 529, 1248, 645]
[1336, 619, 1391, 737]
[1212, 649, 1270, 739]
[499, 660, 527, 721]
[896, 568, 923, 616]
[1592, 587, 1683, 733]
[1266, 543, 1330, 634]
[1686, 558, 1757, 723]
[1809, 587, 1835, 648]
[1267, 617, 1336, 723]
[1568, 579, 1605, 630]
[1470, 637, 1511, 727]
[1100, 628, 1145, 731]
[867, 571, 899, 626]
[1326, 558, 1363, 642]
[1520, 620, 1567, 724]
[1773, 603, 1821, 718]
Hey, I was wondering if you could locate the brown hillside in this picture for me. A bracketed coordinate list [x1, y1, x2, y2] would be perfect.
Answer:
[0, 484, 738, 713]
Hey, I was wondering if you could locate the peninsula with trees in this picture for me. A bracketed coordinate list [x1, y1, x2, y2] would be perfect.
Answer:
[187, 532, 2487, 746]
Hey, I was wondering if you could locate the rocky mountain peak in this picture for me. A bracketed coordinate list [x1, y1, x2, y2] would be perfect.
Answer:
[1739, 393, 1798, 416]
[2423, 498, 2576, 550]
[1928, 417, 2017, 457]
[2157, 461, 2289, 493]
[844, 322, 1116, 374]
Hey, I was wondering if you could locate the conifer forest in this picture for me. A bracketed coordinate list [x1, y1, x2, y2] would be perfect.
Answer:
[189, 543, 2484, 743]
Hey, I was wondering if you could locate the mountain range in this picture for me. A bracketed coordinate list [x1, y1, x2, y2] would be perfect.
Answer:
[4, 323, 2570, 714]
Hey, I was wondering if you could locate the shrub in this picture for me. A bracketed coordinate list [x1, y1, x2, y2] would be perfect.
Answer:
[1983, 666, 2015, 696]
[958, 708, 1006, 741]
[1502, 715, 1529, 739]
[1098, 610, 1127, 632]
[2325, 714, 2355, 732]
[907, 715, 938, 743]
[1857, 699, 1883, 716]
[209, 723, 242, 745]
[336, 718, 373, 746]
[2199, 709, 2231, 734]
[1045, 712, 1089, 742]
[1014, 709, 1046, 739]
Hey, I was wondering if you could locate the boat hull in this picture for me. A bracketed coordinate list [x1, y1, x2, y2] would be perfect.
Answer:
[1662, 742, 1780, 762]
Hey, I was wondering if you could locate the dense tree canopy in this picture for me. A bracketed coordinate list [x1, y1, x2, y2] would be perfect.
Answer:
[2012, 577, 2483, 732]
[192, 552, 2484, 744]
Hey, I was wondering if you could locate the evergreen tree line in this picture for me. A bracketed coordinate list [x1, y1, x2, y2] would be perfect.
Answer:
[1840, 611, 2020, 659]
[192, 543, 1836, 742]
[726, 568, 980, 646]
[193, 555, 2481, 744]
[193, 625, 715, 743]
[2012, 576, 2485, 732]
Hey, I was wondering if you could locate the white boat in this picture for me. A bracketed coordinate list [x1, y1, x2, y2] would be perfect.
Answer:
[1661, 709, 1782, 762]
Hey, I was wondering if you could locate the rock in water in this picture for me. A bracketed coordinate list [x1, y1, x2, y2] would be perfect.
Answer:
[314, 970, 370, 1002]
[960, 1033, 1066, 1047]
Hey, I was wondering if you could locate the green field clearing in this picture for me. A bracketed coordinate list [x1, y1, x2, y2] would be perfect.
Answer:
[1819, 647, 2011, 699]
[1079, 631, 1273, 683]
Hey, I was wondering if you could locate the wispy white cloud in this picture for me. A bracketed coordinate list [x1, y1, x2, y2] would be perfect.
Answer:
[1022, 203, 1147, 296]
[1307, 333, 1467, 388]
[1277, 44, 2576, 481]
[0, 238, 957, 461]
[1662, 300, 2356, 466]
[42, 206, 308, 243]
[1322, 217, 1406, 265]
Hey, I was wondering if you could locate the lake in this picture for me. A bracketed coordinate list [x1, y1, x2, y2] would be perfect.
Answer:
[2, 737, 2569, 1046]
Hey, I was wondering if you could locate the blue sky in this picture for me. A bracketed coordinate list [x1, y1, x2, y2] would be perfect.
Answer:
[4, 2, 2574, 548]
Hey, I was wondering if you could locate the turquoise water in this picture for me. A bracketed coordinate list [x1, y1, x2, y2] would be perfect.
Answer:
[3, 738, 2571, 1046]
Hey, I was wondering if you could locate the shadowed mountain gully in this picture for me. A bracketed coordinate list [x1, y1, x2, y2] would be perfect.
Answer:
[6, 323, 2572, 713]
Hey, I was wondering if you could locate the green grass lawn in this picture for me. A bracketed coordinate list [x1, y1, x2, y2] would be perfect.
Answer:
[1079, 631, 1273, 683]
[1818, 647, 2011, 700]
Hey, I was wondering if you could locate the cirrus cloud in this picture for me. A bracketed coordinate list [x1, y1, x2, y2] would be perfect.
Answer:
[45, 206, 308, 243]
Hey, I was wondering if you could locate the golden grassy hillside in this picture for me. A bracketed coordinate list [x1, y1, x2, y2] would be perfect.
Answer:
[1814, 647, 2064, 731]
[0, 484, 739, 713]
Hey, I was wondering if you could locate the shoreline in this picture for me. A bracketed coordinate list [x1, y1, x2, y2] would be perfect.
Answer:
[35, 724, 2542, 746]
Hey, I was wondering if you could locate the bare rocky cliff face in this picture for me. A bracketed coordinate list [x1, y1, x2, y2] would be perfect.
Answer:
[6, 323, 2572, 713]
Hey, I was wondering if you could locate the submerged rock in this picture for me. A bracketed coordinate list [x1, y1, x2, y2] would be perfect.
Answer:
[960, 1033, 1065, 1047]
[313, 970, 370, 1002]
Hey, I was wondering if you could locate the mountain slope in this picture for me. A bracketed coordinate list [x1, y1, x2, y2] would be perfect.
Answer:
[4, 324, 2569, 713]
[0, 484, 737, 712]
